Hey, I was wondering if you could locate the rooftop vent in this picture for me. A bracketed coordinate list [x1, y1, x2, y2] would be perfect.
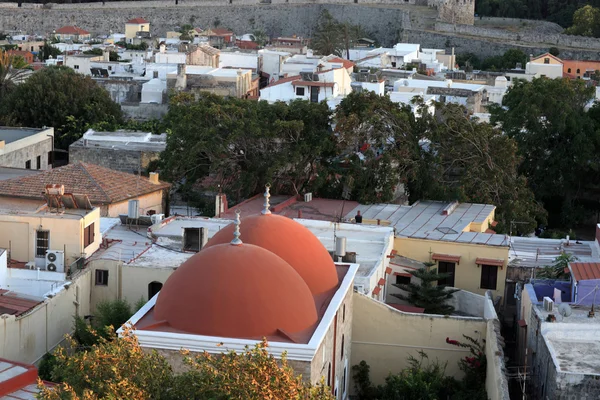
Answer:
[441, 201, 459, 216]
[543, 296, 554, 312]
[183, 227, 208, 252]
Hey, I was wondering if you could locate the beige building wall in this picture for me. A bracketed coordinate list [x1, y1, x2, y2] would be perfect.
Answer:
[125, 22, 149, 41]
[394, 237, 509, 300]
[120, 265, 172, 305]
[351, 293, 486, 387]
[0, 268, 92, 364]
[0, 208, 100, 266]
[105, 190, 165, 217]
[88, 259, 120, 312]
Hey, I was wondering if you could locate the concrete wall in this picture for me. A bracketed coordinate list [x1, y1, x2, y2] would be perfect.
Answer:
[69, 145, 162, 174]
[0, 129, 53, 170]
[394, 237, 509, 301]
[107, 190, 165, 217]
[122, 103, 169, 121]
[0, 268, 92, 364]
[351, 292, 486, 385]
[0, 208, 101, 266]
[95, 79, 144, 104]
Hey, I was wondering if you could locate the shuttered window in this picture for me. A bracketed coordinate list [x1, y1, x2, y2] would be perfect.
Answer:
[480, 265, 498, 290]
[84, 223, 95, 248]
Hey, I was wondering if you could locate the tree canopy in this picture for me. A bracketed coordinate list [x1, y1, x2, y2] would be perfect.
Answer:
[39, 327, 333, 400]
[490, 77, 600, 226]
[311, 10, 369, 57]
[0, 66, 123, 149]
[564, 5, 600, 36]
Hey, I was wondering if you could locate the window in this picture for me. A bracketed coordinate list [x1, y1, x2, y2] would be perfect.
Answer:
[395, 274, 411, 285]
[95, 269, 109, 286]
[437, 261, 456, 287]
[84, 223, 95, 248]
[48, 151, 53, 167]
[296, 87, 305, 96]
[342, 303, 346, 322]
[480, 265, 498, 290]
[340, 334, 344, 360]
[25, 160, 31, 169]
[36, 230, 49, 257]
[577, 68, 581, 74]
[568, 68, 572, 73]
[327, 363, 331, 387]
[74, 65, 79, 70]
[36, 155, 41, 170]
[544, 58, 550, 64]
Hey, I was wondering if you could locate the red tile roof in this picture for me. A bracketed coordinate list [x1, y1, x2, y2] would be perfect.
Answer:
[432, 253, 461, 263]
[55, 26, 90, 35]
[210, 28, 234, 36]
[0, 162, 170, 205]
[328, 57, 355, 70]
[292, 81, 335, 88]
[127, 18, 149, 24]
[570, 262, 600, 281]
[267, 75, 301, 87]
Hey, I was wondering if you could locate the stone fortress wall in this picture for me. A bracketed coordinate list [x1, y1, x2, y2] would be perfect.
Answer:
[1, 0, 600, 59]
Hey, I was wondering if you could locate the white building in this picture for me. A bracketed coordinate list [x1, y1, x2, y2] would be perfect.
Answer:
[258, 49, 291, 82]
[219, 51, 259, 71]
[141, 77, 166, 104]
[525, 59, 563, 79]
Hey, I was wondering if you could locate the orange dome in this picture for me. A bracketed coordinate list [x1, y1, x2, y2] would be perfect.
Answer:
[205, 214, 338, 296]
[154, 243, 318, 338]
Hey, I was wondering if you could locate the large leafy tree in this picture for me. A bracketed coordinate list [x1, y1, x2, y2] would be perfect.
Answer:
[392, 263, 459, 315]
[311, 10, 367, 57]
[490, 77, 600, 226]
[564, 5, 600, 37]
[1, 66, 123, 149]
[39, 328, 333, 400]
[160, 93, 334, 203]
[0, 50, 30, 100]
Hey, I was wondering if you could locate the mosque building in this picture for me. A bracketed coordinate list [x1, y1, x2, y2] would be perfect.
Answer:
[127, 186, 359, 398]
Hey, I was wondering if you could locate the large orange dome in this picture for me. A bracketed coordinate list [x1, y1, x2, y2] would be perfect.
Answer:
[154, 243, 318, 338]
[205, 214, 339, 296]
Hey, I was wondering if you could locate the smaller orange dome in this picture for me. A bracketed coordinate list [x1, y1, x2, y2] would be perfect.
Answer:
[205, 214, 339, 296]
[154, 243, 318, 338]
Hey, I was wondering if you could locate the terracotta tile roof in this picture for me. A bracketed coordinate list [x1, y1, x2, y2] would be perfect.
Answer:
[570, 262, 600, 281]
[210, 28, 234, 36]
[55, 26, 90, 35]
[292, 81, 335, 88]
[127, 18, 149, 24]
[7, 50, 33, 57]
[267, 75, 301, 87]
[0, 162, 170, 205]
[328, 57, 355, 70]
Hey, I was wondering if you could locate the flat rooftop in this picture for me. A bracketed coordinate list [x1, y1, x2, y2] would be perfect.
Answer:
[509, 237, 597, 269]
[0, 207, 92, 219]
[0, 127, 47, 144]
[0, 167, 41, 181]
[347, 201, 509, 246]
[70, 130, 167, 152]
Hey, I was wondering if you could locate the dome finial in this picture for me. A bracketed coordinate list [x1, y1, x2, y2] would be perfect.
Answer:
[262, 183, 272, 215]
[231, 209, 242, 245]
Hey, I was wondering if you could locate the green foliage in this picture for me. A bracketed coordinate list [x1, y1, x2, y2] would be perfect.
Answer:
[40, 330, 334, 399]
[73, 315, 100, 348]
[83, 48, 120, 61]
[480, 49, 528, 71]
[134, 297, 147, 312]
[564, 5, 600, 36]
[39, 42, 62, 61]
[311, 10, 367, 56]
[38, 352, 60, 382]
[475, 0, 580, 27]
[352, 361, 379, 399]
[392, 263, 459, 315]
[536, 252, 578, 279]
[95, 299, 133, 335]
[117, 40, 149, 50]
[252, 28, 268, 47]
[549, 46, 560, 56]
[490, 77, 599, 227]
[0, 66, 123, 149]
[446, 336, 487, 400]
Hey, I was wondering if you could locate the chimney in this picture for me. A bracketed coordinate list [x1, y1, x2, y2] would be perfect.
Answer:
[153, 70, 159, 79]
[149, 172, 159, 184]
[215, 193, 228, 217]
[103, 50, 110, 62]
[160, 43, 166, 53]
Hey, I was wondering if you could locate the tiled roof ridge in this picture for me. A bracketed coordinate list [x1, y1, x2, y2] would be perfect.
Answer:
[77, 162, 113, 203]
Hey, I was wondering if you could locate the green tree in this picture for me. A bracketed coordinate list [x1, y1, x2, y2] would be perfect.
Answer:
[94, 299, 133, 334]
[564, 5, 600, 37]
[549, 46, 560, 57]
[252, 28, 268, 47]
[39, 42, 62, 61]
[39, 329, 334, 399]
[490, 77, 599, 226]
[1, 66, 123, 149]
[312, 10, 344, 56]
[535, 252, 577, 279]
[0, 50, 30, 100]
[392, 263, 459, 315]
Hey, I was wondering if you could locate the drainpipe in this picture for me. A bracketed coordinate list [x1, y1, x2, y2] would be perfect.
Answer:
[331, 311, 338, 395]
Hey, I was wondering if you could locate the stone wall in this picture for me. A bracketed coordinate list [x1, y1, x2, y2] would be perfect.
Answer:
[0, 2, 409, 47]
[403, 29, 600, 60]
[69, 144, 161, 174]
[436, 22, 600, 51]
[122, 103, 169, 121]
[437, 0, 474, 25]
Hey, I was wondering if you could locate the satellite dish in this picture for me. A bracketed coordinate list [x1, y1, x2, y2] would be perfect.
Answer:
[558, 304, 572, 317]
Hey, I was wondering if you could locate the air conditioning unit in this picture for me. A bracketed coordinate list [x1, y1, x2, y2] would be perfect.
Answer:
[151, 214, 165, 224]
[46, 250, 65, 273]
[543, 296, 554, 312]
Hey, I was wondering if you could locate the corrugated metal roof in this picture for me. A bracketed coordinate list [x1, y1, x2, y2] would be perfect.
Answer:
[570, 262, 600, 281]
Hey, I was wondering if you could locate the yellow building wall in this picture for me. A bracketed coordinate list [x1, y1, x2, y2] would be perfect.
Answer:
[125, 23, 149, 40]
[394, 237, 508, 300]
[351, 293, 486, 386]
[106, 191, 164, 218]
[0, 269, 92, 364]
[0, 208, 100, 266]
[120, 265, 173, 305]
[531, 55, 562, 65]
[467, 208, 495, 233]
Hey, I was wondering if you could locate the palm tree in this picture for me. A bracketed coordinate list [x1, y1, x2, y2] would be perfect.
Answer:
[0, 50, 30, 100]
[312, 10, 344, 56]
